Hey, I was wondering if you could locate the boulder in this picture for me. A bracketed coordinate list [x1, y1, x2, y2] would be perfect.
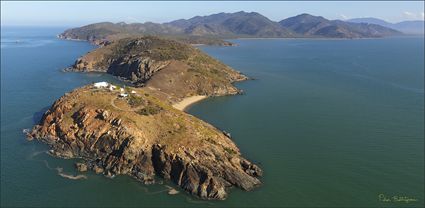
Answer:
[75, 162, 88, 172]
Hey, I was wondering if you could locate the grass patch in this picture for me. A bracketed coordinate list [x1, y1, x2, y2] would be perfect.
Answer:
[136, 105, 163, 116]
[223, 147, 237, 155]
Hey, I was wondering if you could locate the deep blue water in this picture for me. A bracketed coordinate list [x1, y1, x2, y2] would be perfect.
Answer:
[1, 27, 424, 207]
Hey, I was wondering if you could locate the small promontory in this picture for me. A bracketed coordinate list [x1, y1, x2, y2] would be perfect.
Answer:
[66, 36, 247, 100]
[28, 84, 262, 200]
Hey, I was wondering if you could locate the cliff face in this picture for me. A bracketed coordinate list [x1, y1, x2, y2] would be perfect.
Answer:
[28, 85, 262, 200]
[67, 37, 247, 98]
[72, 55, 170, 86]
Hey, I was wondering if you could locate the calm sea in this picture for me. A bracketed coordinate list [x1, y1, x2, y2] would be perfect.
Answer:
[1, 27, 424, 207]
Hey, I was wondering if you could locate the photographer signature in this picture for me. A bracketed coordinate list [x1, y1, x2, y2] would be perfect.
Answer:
[378, 193, 418, 204]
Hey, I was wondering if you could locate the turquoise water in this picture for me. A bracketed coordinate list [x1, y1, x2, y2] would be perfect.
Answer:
[1, 27, 424, 207]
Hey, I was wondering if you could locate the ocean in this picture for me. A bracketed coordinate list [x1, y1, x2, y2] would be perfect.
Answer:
[1, 27, 423, 207]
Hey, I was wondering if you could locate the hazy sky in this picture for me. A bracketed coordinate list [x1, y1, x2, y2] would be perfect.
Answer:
[1, 1, 424, 26]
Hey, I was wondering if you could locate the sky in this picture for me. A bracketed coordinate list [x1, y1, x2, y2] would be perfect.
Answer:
[1, 1, 424, 27]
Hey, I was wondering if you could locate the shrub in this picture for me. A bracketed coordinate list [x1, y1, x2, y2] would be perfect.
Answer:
[223, 147, 237, 155]
[128, 95, 144, 107]
[137, 105, 162, 116]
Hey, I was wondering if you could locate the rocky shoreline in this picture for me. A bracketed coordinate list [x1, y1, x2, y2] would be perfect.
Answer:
[28, 85, 262, 200]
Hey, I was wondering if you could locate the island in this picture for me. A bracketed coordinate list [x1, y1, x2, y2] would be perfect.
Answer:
[28, 36, 261, 200]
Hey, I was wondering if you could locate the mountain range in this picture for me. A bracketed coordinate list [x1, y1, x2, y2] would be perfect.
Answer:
[348, 17, 424, 34]
[59, 11, 404, 45]
[166, 11, 295, 37]
[279, 14, 400, 38]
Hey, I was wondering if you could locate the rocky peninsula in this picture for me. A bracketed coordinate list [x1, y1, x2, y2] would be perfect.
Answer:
[28, 36, 261, 200]
[65, 36, 246, 101]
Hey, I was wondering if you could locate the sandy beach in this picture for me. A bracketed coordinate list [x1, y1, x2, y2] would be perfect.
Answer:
[172, 95, 207, 111]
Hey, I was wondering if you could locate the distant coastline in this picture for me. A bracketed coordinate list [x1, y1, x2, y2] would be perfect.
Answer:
[57, 11, 406, 48]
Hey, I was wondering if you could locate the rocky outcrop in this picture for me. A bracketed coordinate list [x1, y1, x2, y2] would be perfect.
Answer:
[75, 163, 88, 172]
[28, 85, 262, 200]
[107, 58, 170, 86]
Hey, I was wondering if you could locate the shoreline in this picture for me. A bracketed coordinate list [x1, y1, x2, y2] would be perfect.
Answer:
[172, 95, 207, 111]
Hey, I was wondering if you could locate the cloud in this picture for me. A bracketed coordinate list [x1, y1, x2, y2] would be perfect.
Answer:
[403, 11, 415, 18]
[402, 11, 424, 20]
[403, 12, 415, 17]
[339, 14, 348, 20]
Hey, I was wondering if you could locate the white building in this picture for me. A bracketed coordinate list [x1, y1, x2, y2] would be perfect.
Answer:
[119, 93, 128, 98]
[93, 82, 109, 88]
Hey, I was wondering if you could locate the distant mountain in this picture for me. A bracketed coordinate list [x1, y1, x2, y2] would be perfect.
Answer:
[348, 18, 424, 34]
[393, 21, 424, 35]
[347, 18, 393, 28]
[167, 11, 294, 37]
[59, 11, 403, 45]
[60, 11, 295, 44]
[280, 14, 402, 38]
